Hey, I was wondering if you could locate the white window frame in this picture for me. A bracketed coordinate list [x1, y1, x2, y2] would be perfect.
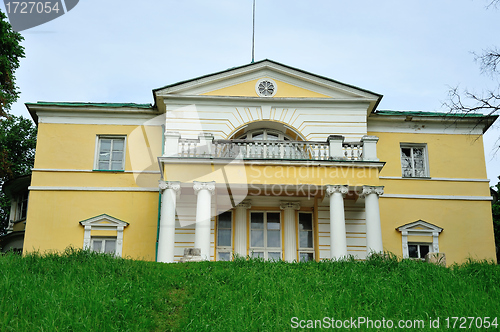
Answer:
[94, 135, 126, 171]
[397, 220, 443, 259]
[216, 211, 233, 261]
[249, 211, 282, 261]
[80, 214, 129, 257]
[298, 212, 315, 262]
[91, 237, 118, 254]
[400, 143, 429, 178]
[407, 242, 432, 260]
[236, 128, 291, 141]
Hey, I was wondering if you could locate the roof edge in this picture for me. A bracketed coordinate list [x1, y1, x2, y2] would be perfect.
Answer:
[153, 59, 383, 98]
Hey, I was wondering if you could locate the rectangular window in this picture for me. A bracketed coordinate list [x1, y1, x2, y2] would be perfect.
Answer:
[408, 243, 431, 260]
[400, 144, 428, 178]
[216, 211, 232, 261]
[91, 237, 117, 255]
[95, 136, 126, 171]
[250, 211, 281, 260]
[298, 212, 314, 262]
[15, 191, 29, 221]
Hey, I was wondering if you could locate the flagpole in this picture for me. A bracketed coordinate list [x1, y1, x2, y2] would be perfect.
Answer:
[251, 0, 255, 63]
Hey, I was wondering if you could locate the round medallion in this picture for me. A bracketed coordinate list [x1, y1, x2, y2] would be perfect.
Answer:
[255, 79, 277, 97]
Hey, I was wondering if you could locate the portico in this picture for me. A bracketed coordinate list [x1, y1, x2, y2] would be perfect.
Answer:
[156, 179, 384, 262]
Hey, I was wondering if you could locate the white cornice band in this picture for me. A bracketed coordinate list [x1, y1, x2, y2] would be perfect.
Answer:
[382, 194, 493, 201]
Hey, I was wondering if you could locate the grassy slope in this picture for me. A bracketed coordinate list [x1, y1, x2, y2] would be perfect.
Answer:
[1, 249, 499, 331]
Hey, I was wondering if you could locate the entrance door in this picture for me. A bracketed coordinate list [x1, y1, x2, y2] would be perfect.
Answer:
[249, 211, 281, 260]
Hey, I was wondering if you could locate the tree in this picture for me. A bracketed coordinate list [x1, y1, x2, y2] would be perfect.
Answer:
[0, 9, 25, 117]
[443, 0, 500, 146]
[0, 115, 37, 235]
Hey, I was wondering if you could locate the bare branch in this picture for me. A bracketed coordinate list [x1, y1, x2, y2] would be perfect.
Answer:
[442, 85, 500, 135]
[473, 47, 500, 76]
[486, 0, 500, 9]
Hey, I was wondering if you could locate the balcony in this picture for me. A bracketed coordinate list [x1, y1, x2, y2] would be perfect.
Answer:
[163, 133, 380, 162]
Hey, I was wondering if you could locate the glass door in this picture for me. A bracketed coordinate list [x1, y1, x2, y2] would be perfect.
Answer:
[250, 211, 282, 260]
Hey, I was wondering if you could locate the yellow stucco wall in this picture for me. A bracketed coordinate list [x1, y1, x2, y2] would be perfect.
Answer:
[34, 123, 163, 171]
[372, 131, 495, 263]
[202, 78, 332, 98]
[23, 190, 159, 260]
[164, 163, 381, 187]
[24, 122, 163, 259]
[380, 198, 496, 263]
[371, 131, 488, 179]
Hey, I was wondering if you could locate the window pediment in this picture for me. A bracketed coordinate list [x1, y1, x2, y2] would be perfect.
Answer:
[397, 220, 443, 235]
[79, 214, 129, 228]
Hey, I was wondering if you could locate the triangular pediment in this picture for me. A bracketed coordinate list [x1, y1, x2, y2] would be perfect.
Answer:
[79, 214, 129, 228]
[154, 59, 382, 102]
[397, 220, 443, 234]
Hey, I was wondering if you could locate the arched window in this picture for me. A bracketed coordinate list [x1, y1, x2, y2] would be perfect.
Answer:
[231, 128, 305, 159]
[236, 128, 292, 141]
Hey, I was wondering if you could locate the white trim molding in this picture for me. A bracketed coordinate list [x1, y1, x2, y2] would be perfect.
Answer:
[382, 194, 493, 201]
[29, 186, 159, 192]
[79, 214, 129, 257]
[32, 168, 160, 174]
[397, 220, 443, 259]
[379, 176, 490, 183]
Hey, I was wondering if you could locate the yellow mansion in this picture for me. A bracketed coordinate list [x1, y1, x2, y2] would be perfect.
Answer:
[8, 60, 498, 264]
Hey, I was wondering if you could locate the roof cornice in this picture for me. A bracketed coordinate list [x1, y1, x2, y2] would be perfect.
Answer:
[369, 111, 498, 133]
[25, 102, 159, 124]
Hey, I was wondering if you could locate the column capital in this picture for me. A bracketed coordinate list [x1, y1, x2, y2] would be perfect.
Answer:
[360, 185, 384, 197]
[280, 202, 301, 210]
[235, 200, 252, 209]
[159, 180, 181, 193]
[326, 185, 349, 197]
[193, 181, 216, 196]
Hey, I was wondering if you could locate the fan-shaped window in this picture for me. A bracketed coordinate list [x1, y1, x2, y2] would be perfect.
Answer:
[232, 129, 303, 159]
[237, 129, 291, 141]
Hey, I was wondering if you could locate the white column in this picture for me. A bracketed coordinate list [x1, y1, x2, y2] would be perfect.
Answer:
[326, 185, 349, 259]
[361, 186, 384, 255]
[194, 181, 216, 260]
[280, 202, 301, 262]
[157, 181, 181, 263]
[234, 201, 251, 257]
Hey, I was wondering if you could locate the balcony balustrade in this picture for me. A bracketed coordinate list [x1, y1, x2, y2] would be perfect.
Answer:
[163, 133, 379, 162]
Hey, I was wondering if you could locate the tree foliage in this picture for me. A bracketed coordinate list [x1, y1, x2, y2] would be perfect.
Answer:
[0, 115, 37, 234]
[0, 9, 25, 116]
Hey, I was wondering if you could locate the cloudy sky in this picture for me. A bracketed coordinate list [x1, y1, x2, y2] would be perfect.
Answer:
[3, 0, 500, 184]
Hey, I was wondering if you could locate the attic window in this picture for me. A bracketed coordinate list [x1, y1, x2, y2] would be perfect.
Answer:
[256, 79, 277, 97]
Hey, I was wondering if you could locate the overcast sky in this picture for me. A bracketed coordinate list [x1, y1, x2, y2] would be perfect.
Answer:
[3, 0, 499, 185]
